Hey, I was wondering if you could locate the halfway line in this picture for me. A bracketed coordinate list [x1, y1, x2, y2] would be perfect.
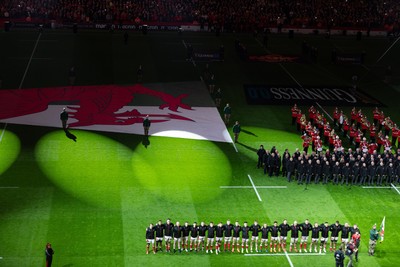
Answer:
[247, 174, 262, 202]
[391, 183, 400, 195]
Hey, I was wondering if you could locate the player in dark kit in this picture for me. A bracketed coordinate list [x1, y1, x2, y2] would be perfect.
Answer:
[232, 221, 241, 253]
[215, 222, 224, 254]
[154, 220, 165, 252]
[310, 222, 321, 253]
[340, 223, 352, 247]
[269, 221, 280, 252]
[189, 222, 199, 252]
[330, 221, 342, 252]
[320, 222, 330, 253]
[260, 223, 270, 252]
[146, 223, 156, 254]
[164, 219, 174, 252]
[223, 220, 234, 252]
[241, 222, 250, 253]
[300, 219, 312, 253]
[173, 221, 183, 253]
[206, 222, 216, 253]
[289, 221, 301, 252]
[279, 219, 291, 252]
[197, 222, 207, 251]
[250, 220, 261, 252]
[182, 222, 191, 252]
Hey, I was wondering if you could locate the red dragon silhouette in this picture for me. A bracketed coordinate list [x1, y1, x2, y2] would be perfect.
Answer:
[0, 84, 194, 127]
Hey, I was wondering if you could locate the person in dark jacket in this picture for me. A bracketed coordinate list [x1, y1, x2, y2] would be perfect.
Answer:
[45, 243, 54, 267]
[314, 159, 322, 184]
[367, 161, 376, 185]
[322, 160, 331, 184]
[332, 161, 341, 185]
[286, 157, 295, 182]
[341, 162, 350, 185]
[359, 163, 368, 185]
[256, 145, 266, 169]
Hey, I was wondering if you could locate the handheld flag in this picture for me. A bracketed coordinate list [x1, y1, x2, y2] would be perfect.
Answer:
[379, 216, 385, 242]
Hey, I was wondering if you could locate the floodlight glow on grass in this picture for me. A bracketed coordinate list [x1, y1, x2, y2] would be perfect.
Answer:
[35, 130, 134, 208]
[132, 137, 232, 203]
[0, 130, 21, 175]
[151, 130, 206, 140]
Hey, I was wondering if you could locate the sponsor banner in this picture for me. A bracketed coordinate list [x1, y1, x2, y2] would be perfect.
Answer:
[248, 54, 302, 63]
[193, 51, 222, 61]
[244, 85, 384, 107]
[335, 53, 364, 65]
[0, 82, 231, 143]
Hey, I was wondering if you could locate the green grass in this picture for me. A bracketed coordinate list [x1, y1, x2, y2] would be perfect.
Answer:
[0, 29, 399, 267]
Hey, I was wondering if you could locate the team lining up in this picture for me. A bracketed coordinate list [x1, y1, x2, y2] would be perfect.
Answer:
[145, 219, 360, 255]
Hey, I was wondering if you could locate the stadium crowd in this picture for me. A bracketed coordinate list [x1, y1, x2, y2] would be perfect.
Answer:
[254, 105, 400, 186]
[1, 0, 399, 30]
[145, 219, 363, 260]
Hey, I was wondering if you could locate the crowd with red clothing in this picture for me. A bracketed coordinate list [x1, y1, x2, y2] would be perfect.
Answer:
[291, 104, 399, 155]
[1, 0, 399, 31]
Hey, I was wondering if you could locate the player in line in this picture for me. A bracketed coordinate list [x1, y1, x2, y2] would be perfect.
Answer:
[146, 219, 359, 255]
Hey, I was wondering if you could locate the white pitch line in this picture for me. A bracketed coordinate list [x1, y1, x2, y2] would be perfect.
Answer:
[285, 251, 295, 267]
[279, 63, 302, 88]
[244, 252, 325, 257]
[391, 183, 400, 195]
[181, 39, 187, 49]
[220, 186, 287, 189]
[1, 33, 42, 143]
[362, 186, 391, 189]
[376, 36, 400, 63]
[315, 102, 333, 121]
[247, 174, 262, 202]
[19, 32, 42, 89]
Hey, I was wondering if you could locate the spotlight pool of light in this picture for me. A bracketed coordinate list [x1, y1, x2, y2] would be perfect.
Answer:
[35, 130, 134, 208]
[0, 130, 21, 176]
[132, 137, 232, 203]
[151, 130, 207, 140]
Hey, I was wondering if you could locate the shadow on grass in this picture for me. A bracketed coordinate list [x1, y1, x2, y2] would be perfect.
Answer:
[142, 135, 150, 148]
[236, 142, 257, 152]
[65, 129, 77, 142]
[241, 129, 258, 137]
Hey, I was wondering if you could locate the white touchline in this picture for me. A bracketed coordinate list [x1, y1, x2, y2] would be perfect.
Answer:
[19, 32, 42, 89]
[247, 174, 262, 202]
[1, 33, 42, 143]
[376, 36, 400, 63]
[285, 251, 295, 267]
[181, 39, 187, 48]
[220, 186, 287, 189]
[362, 186, 391, 189]
[391, 183, 400, 195]
[244, 252, 325, 257]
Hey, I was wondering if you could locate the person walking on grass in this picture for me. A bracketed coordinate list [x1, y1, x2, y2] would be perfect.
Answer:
[223, 103, 232, 124]
[60, 107, 69, 131]
[143, 115, 151, 136]
[233, 121, 241, 143]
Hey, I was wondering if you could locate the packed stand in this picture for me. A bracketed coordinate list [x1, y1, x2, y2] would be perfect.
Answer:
[1, 0, 399, 30]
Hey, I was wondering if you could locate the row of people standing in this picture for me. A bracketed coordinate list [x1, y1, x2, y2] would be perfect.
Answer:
[256, 145, 400, 186]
